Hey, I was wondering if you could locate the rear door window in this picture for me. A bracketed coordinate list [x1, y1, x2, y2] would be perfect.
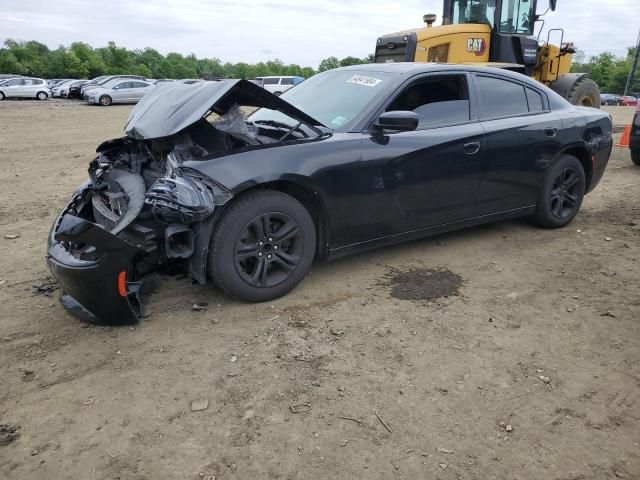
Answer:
[474, 75, 529, 119]
[526, 87, 544, 112]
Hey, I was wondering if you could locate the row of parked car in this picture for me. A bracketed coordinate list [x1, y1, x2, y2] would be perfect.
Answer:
[601, 93, 639, 106]
[0, 74, 209, 105]
[0, 73, 306, 104]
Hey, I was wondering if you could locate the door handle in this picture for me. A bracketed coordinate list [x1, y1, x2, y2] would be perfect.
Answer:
[463, 142, 480, 155]
[544, 127, 558, 137]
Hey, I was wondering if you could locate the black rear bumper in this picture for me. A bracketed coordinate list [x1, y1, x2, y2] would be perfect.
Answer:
[47, 211, 144, 325]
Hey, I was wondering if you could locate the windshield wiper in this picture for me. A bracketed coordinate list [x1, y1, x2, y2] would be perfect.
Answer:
[252, 120, 309, 139]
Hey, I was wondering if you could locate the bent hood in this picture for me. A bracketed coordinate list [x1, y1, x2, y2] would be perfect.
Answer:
[124, 79, 325, 140]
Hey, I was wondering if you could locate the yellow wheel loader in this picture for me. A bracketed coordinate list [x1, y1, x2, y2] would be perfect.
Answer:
[375, 0, 600, 107]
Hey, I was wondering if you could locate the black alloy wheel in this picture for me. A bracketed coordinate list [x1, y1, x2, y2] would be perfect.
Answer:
[234, 212, 303, 288]
[533, 154, 585, 228]
[209, 190, 316, 302]
[549, 167, 582, 219]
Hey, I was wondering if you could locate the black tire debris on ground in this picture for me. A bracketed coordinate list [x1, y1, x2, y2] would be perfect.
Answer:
[387, 267, 463, 300]
[0, 424, 20, 447]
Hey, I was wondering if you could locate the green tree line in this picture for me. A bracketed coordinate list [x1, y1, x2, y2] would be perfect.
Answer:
[571, 47, 639, 94]
[0, 39, 373, 80]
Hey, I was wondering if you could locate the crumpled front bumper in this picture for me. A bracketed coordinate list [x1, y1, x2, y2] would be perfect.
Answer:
[47, 204, 145, 325]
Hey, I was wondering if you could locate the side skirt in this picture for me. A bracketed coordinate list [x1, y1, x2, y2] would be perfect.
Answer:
[326, 206, 536, 261]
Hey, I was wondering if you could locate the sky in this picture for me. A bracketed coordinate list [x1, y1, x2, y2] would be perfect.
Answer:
[0, 0, 638, 67]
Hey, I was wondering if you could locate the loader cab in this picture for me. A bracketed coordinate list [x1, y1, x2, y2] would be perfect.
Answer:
[446, 0, 537, 35]
[445, 0, 543, 74]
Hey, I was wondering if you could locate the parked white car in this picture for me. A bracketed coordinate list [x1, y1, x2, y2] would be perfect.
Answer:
[258, 76, 304, 95]
[0, 77, 50, 100]
[85, 79, 154, 106]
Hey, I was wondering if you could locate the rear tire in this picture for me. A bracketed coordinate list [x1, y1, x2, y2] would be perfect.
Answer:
[533, 154, 586, 228]
[208, 190, 316, 302]
[566, 78, 600, 108]
[632, 149, 640, 166]
[0, 91, 4, 100]
[99, 95, 112, 106]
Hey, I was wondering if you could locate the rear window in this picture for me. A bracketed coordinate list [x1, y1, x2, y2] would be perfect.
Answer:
[475, 75, 529, 119]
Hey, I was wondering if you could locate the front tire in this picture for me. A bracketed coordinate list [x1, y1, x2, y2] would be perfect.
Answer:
[99, 95, 112, 106]
[36, 91, 48, 101]
[533, 154, 586, 228]
[0, 91, 4, 100]
[632, 149, 640, 166]
[208, 190, 316, 302]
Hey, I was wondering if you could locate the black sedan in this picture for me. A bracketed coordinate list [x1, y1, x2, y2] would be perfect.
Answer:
[67, 80, 90, 99]
[47, 63, 612, 324]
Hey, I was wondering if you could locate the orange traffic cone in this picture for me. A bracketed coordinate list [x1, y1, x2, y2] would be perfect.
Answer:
[616, 125, 631, 147]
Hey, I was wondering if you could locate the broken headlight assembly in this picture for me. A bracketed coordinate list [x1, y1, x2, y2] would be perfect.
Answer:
[145, 168, 232, 224]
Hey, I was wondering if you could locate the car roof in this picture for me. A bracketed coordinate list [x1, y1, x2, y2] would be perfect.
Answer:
[335, 62, 541, 84]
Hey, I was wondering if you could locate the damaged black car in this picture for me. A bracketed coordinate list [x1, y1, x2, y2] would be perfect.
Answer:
[47, 63, 612, 324]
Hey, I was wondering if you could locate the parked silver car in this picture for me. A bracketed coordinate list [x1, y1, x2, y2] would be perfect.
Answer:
[0, 77, 50, 100]
[81, 75, 146, 98]
[85, 79, 153, 106]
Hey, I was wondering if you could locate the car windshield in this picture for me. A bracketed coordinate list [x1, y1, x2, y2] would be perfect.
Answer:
[98, 77, 121, 85]
[101, 79, 125, 88]
[249, 70, 396, 130]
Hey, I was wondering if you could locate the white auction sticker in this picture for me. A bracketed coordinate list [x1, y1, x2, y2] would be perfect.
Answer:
[346, 75, 383, 87]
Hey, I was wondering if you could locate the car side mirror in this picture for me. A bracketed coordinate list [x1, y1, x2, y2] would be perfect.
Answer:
[373, 111, 419, 132]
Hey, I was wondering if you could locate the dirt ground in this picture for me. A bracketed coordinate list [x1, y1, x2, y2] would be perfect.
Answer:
[0, 100, 639, 480]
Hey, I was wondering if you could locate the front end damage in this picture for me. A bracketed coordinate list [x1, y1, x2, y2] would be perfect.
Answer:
[47, 79, 326, 324]
[47, 135, 233, 324]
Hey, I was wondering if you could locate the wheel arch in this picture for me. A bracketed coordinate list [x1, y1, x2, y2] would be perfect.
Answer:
[232, 179, 331, 260]
[557, 144, 593, 191]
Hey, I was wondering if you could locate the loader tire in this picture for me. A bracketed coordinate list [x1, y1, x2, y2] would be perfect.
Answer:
[565, 78, 600, 108]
